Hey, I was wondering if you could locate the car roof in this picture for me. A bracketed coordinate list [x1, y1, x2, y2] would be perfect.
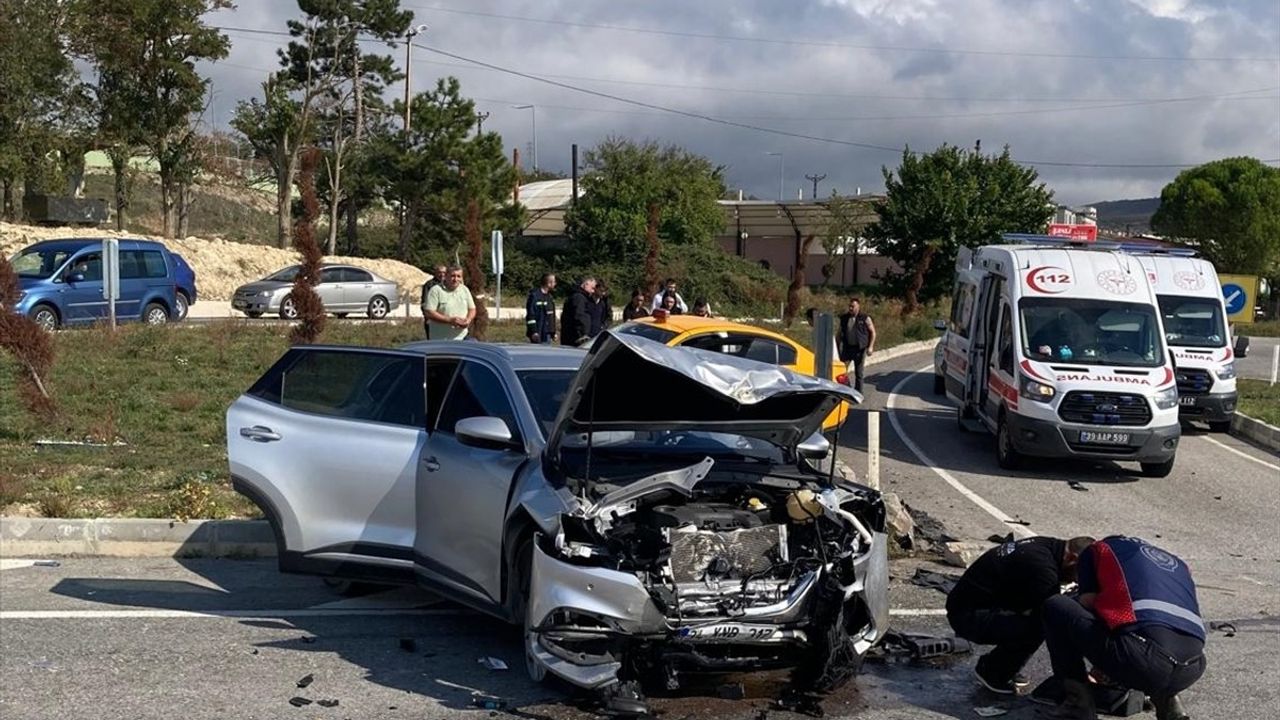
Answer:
[396, 340, 586, 370]
[20, 238, 167, 252]
[628, 315, 799, 346]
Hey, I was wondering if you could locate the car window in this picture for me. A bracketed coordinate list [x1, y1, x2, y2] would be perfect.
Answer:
[66, 252, 103, 282]
[320, 268, 344, 284]
[746, 338, 796, 365]
[997, 305, 1014, 374]
[951, 282, 976, 338]
[517, 369, 576, 438]
[425, 358, 459, 430]
[615, 321, 678, 344]
[683, 333, 796, 366]
[436, 361, 522, 444]
[12, 248, 73, 279]
[274, 350, 422, 426]
[119, 250, 168, 280]
[266, 266, 300, 282]
[343, 268, 373, 283]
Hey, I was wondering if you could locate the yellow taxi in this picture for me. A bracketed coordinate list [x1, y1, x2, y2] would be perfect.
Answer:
[615, 314, 851, 431]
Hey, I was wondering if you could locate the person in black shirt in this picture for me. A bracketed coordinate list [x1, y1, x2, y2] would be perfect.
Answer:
[947, 535, 1095, 695]
[622, 289, 650, 321]
[588, 281, 612, 337]
[560, 276, 596, 347]
[837, 297, 876, 392]
[524, 273, 557, 343]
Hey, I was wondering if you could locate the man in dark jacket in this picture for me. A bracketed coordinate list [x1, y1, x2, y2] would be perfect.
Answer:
[560, 276, 597, 347]
[947, 535, 1095, 695]
[1040, 536, 1204, 720]
[837, 297, 876, 392]
[524, 273, 557, 343]
[588, 281, 612, 337]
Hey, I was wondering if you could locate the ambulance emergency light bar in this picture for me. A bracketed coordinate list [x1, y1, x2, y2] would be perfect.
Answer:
[1000, 233, 1198, 257]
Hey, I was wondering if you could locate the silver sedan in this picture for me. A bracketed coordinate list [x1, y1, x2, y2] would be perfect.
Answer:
[231, 264, 400, 319]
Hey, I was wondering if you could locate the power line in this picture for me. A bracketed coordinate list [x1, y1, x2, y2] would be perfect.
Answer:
[416, 42, 1279, 169]
[406, 4, 1280, 64]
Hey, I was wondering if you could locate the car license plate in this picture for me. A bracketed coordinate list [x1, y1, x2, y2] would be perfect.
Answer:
[1079, 431, 1130, 445]
[1178, 396, 1196, 406]
[678, 623, 779, 642]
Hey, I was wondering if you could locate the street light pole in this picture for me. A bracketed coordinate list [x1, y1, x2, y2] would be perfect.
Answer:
[403, 24, 428, 139]
[513, 104, 537, 171]
[766, 152, 784, 201]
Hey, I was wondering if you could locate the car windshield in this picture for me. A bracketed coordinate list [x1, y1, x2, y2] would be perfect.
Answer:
[615, 321, 678, 344]
[1157, 295, 1226, 349]
[1020, 298, 1164, 367]
[11, 248, 73, 279]
[266, 266, 300, 282]
[516, 369, 577, 438]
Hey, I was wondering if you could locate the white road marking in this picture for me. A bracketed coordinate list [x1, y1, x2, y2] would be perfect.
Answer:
[888, 609, 948, 617]
[1, 559, 40, 571]
[1197, 434, 1280, 472]
[885, 363, 1034, 539]
[2, 607, 948, 619]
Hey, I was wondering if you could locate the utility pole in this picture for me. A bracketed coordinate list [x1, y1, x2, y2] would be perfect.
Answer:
[805, 173, 826, 200]
[513, 104, 537, 171]
[403, 24, 428, 139]
[475, 111, 490, 134]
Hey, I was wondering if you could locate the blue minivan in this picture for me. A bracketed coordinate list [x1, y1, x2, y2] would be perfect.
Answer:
[10, 238, 180, 330]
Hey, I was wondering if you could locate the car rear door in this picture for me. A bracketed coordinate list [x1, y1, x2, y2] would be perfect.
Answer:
[227, 347, 426, 582]
[317, 267, 345, 312]
[414, 357, 529, 610]
[342, 268, 375, 309]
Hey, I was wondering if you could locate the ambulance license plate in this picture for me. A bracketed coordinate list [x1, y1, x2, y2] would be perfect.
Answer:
[1079, 431, 1130, 445]
[1178, 396, 1196, 406]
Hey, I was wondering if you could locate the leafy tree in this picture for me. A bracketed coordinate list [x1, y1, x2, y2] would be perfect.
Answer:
[565, 138, 726, 283]
[1151, 157, 1280, 276]
[233, 76, 312, 248]
[868, 144, 1053, 313]
[77, 0, 230, 237]
[821, 192, 875, 285]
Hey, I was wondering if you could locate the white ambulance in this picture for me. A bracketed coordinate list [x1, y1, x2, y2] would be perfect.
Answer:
[1135, 252, 1244, 432]
[935, 235, 1181, 477]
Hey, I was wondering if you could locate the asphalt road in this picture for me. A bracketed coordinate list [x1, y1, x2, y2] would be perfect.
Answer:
[2, 348, 1278, 719]
[1237, 335, 1277, 381]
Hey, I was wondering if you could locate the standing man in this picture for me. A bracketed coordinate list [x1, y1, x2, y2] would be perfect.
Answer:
[560, 276, 596, 347]
[649, 278, 687, 313]
[525, 273, 557, 343]
[422, 265, 476, 340]
[837, 297, 876, 392]
[1040, 536, 1204, 720]
[588, 281, 612, 338]
[947, 536, 1095, 695]
[419, 264, 447, 336]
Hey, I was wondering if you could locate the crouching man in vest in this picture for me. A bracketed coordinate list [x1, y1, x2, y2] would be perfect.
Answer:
[1040, 536, 1205, 720]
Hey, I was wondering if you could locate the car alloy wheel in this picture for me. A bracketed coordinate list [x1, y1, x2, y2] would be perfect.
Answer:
[280, 296, 298, 320]
[32, 306, 58, 332]
[144, 303, 169, 325]
[175, 293, 189, 320]
[367, 296, 389, 319]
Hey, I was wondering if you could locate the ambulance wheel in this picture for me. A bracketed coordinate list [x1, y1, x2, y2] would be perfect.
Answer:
[996, 414, 1022, 470]
[1140, 458, 1175, 478]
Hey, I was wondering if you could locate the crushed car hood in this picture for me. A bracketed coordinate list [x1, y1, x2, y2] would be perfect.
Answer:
[544, 330, 861, 477]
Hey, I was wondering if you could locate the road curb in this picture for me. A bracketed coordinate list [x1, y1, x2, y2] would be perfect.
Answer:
[865, 338, 939, 367]
[0, 517, 277, 559]
[1230, 412, 1280, 454]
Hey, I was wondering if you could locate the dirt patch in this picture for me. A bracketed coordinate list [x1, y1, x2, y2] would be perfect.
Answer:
[1, 221, 428, 303]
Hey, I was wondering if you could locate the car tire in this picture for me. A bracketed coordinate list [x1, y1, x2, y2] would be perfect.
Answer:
[1208, 420, 1232, 433]
[933, 371, 946, 395]
[1140, 458, 1175, 478]
[320, 577, 385, 597]
[143, 302, 169, 325]
[175, 292, 190, 320]
[513, 538, 547, 684]
[279, 296, 298, 320]
[367, 295, 390, 319]
[245, 311, 264, 319]
[996, 414, 1022, 470]
[30, 304, 60, 332]
[334, 313, 348, 318]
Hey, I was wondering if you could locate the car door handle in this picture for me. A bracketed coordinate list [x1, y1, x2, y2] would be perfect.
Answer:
[422, 456, 440, 472]
[239, 426, 281, 442]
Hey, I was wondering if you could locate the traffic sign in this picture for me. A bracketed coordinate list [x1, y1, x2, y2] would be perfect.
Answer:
[1219, 273, 1259, 324]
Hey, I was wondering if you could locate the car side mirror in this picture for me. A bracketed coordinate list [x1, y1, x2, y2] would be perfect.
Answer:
[797, 432, 831, 460]
[66, 272, 86, 283]
[1234, 335, 1249, 359]
[932, 319, 947, 332]
[455, 416, 519, 451]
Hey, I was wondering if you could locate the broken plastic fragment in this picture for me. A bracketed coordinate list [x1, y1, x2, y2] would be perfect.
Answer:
[288, 697, 312, 707]
[300, 636, 316, 644]
[317, 699, 339, 708]
[471, 696, 507, 710]
[1067, 481, 1088, 492]
[477, 656, 508, 671]
[296, 673, 314, 688]
[33, 560, 61, 567]
[974, 707, 1007, 717]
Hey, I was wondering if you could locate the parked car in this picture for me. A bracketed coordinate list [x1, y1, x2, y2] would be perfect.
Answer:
[171, 252, 197, 320]
[231, 264, 400, 319]
[226, 332, 887, 711]
[615, 315, 853, 431]
[9, 238, 178, 330]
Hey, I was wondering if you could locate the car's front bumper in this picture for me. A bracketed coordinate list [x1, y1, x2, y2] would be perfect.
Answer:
[1176, 392, 1237, 422]
[525, 532, 889, 690]
[1006, 413, 1180, 463]
[232, 295, 279, 314]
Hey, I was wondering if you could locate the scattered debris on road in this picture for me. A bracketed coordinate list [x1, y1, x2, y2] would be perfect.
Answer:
[943, 541, 990, 568]
[973, 706, 1008, 717]
[300, 636, 316, 644]
[317, 698, 339, 708]
[717, 682, 746, 700]
[477, 656, 508, 671]
[471, 695, 507, 710]
[295, 673, 314, 688]
[1210, 621, 1237, 637]
[868, 630, 973, 664]
[1068, 481, 1089, 492]
[288, 696, 312, 707]
[910, 567, 959, 594]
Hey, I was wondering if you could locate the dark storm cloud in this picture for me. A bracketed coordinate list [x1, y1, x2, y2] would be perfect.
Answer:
[199, 0, 1280, 205]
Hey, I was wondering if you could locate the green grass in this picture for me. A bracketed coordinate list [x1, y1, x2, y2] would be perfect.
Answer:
[1237, 379, 1280, 426]
[0, 309, 942, 519]
[1239, 320, 1280, 338]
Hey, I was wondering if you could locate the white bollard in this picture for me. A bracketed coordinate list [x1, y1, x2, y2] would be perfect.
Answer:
[1271, 343, 1279, 386]
[867, 411, 881, 491]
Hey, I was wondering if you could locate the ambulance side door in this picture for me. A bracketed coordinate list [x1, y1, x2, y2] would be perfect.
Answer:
[943, 278, 977, 401]
[986, 302, 1017, 420]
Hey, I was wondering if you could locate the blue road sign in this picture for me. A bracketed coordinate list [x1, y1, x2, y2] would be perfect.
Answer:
[1222, 283, 1247, 315]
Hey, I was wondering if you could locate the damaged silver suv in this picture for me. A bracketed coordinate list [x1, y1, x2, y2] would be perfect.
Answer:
[227, 331, 888, 708]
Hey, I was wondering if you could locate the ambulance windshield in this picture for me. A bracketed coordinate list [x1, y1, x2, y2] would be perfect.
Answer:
[1156, 295, 1226, 349]
[1020, 298, 1163, 367]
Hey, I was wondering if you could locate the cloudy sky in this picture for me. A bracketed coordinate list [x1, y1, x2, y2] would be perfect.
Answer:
[202, 0, 1280, 206]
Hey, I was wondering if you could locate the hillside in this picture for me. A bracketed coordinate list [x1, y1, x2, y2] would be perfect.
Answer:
[1089, 197, 1161, 232]
[1, 222, 428, 302]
